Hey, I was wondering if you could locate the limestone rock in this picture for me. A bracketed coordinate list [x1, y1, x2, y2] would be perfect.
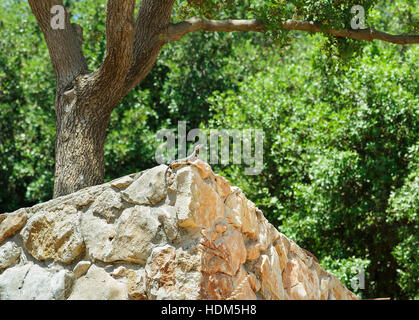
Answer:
[174, 166, 225, 229]
[0, 242, 21, 270]
[110, 175, 134, 189]
[0, 209, 27, 245]
[126, 268, 147, 300]
[190, 159, 213, 179]
[0, 162, 358, 300]
[89, 189, 124, 223]
[81, 205, 162, 264]
[105, 205, 161, 264]
[213, 174, 232, 200]
[111, 266, 127, 278]
[200, 228, 247, 276]
[73, 261, 91, 278]
[121, 165, 167, 205]
[145, 245, 201, 300]
[225, 189, 259, 240]
[20, 205, 84, 264]
[257, 247, 286, 300]
[68, 265, 127, 300]
[153, 205, 179, 242]
[0, 263, 73, 300]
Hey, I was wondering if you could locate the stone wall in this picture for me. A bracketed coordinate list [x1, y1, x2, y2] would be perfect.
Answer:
[0, 161, 358, 300]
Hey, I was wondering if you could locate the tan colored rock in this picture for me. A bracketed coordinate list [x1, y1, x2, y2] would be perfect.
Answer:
[110, 175, 134, 189]
[215, 221, 228, 234]
[307, 267, 321, 299]
[214, 174, 232, 200]
[201, 272, 234, 300]
[283, 260, 300, 292]
[256, 212, 280, 251]
[274, 233, 290, 272]
[105, 205, 161, 264]
[144, 245, 202, 300]
[74, 190, 96, 210]
[290, 282, 309, 300]
[246, 242, 261, 261]
[89, 189, 124, 223]
[80, 208, 117, 262]
[248, 272, 261, 293]
[175, 167, 225, 229]
[68, 265, 128, 300]
[20, 206, 84, 264]
[200, 228, 247, 276]
[153, 205, 179, 242]
[145, 245, 176, 299]
[81, 205, 162, 264]
[0, 242, 21, 270]
[228, 266, 257, 300]
[201, 266, 256, 300]
[121, 165, 167, 205]
[73, 261, 91, 278]
[171, 249, 202, 300]
[0, 209, 27, 245]
[320, 277, 331, 300]
[257, 246, 286, 300]
[126, 268, 147, 300]
[190, 159, 213, 179]
[225, 189, 259, 240]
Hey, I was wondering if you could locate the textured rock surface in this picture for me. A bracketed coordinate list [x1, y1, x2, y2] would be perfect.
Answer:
[0, 161, 358, 300]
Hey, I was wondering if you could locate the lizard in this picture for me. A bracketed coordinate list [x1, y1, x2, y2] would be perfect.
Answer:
[164, 144, 203, 190]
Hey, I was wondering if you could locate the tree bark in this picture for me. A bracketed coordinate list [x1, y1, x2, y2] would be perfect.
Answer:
[53, 86, 114, 198]
[167, 17, 419, 45]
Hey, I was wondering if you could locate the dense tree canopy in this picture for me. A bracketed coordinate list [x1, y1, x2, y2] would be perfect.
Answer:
[0, 0, 417, 299]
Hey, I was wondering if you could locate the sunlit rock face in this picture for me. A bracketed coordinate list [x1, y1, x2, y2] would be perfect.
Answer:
[0, 161, 358, 300]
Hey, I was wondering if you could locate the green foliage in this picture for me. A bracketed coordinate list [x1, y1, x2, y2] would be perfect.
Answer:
[0, 0, 55, 212]
[387, 145, 419, 298]
[205, 35, 418, 298]
[321, 256, 370, 297]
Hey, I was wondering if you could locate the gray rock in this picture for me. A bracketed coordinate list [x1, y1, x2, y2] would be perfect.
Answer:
[121, 164, 167, 205]
[68, 265, 128, 300]
[0, 263, 73, 300]
[0, 242, 21, 270]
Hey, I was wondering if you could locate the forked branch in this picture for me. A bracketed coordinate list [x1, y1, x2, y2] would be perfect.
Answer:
[28, 0, 87, 91]
[91, 0, 136, 99]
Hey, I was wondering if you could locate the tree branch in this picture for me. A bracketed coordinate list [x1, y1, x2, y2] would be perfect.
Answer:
[28, 0, 88, 91]
[90, 0, 135, 100]
[167, 17, 419, 45]
[123, 0, 176, 94]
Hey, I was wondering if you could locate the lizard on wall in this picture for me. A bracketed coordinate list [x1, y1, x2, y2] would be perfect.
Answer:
[164, 144, 203, 190]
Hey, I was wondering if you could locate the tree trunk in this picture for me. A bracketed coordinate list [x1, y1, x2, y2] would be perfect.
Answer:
[29, 0, 176, 198]
[53, 90, 113, 198]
